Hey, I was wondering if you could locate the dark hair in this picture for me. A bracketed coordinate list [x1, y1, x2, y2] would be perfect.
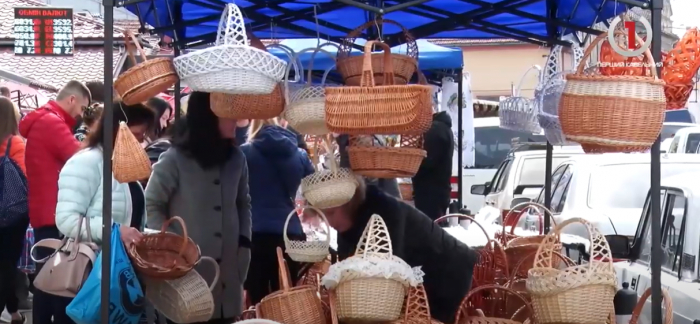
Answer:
[146, 97, 172, 138]
[82, 103, 104, 127]
[0, 97, 18, 140]
[172, 91, 233, 169]
[84, 81, 105, 103]
[0, 87, 9, 98]
[56, 80, 91, 103]
[86, 101, 156, 149]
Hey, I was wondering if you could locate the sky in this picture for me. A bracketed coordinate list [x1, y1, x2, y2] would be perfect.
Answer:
[670, 0, 700, 37]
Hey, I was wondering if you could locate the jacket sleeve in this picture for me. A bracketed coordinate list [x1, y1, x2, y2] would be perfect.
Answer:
[43, 114, 80, 164]
[299, 149, 315, 177]
[145, 148, 179, 231]
[10, 136, 26, 175]
[55, 151, 104, 243]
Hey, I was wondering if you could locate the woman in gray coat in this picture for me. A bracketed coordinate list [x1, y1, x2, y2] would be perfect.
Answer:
[145, 92, 252, 323]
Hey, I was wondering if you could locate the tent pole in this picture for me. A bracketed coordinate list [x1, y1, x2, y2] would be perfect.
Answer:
[101, 0, 115, 323]
[543, 142, 552, 231]
[649, 0, 663, 322]
[457, 69, 464, 208]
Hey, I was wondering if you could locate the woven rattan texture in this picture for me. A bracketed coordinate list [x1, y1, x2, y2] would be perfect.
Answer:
[302, 136, 357, 209]
[499, 65, 543, 134]
[338, 19, 418, 86]
[112, 122, 152, 183]
[348, 134, 426, 179]
[501, 203, 560, 278]
[128, 216, 201, 280]
[210, 83, 284, 120]
[336, 278, 406, 321]
[283, 206, 330, 263]
[455, 285, 534, 324]
[629, 288, 673, 324]
[144, 256, 219, 323]
[662, 28, 700, 83]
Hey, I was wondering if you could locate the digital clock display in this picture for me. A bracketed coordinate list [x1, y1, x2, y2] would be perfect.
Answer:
[13, 7, 74, 56]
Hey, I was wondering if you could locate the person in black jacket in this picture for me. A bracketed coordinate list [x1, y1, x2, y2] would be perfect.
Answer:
[412, 111, 454, 220]
[317, 178, 476, 323]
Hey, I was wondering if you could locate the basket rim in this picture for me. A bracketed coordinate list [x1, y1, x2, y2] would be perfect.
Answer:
[566, 73, 666, 85]
[117, 57, 175, 80]
[173, 45, 286, 79]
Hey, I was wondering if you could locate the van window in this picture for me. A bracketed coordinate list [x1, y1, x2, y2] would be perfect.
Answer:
[471, 126, 545, 169]
[686, 133, 700, 153]
[519, 157, 571, 186]
[668, 136, 680, 153]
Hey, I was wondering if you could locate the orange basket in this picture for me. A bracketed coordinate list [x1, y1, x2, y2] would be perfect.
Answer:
[662, 28, 700, 110]
[455, 285, 534, 324]
[347, 134, 426, 179]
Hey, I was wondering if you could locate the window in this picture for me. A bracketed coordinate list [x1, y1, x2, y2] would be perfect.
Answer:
[667, 136, 680, 153]
[635, 189, 687, 274]
[518, 157, 571, 186]
[493, 160, 513, 193]
[535, 164, 568, 205]
[471, 126, 546, 169]
[485, 160, 509, 195]
[686, 133, 700, 153]
[551, 166, 573, 213]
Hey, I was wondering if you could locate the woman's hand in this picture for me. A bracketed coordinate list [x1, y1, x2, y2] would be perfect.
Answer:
[120, 226, 144, 246]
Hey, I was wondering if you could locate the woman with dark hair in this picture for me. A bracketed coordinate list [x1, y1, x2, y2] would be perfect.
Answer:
[145, 91, 251, 323]
[74, 103, 103, 142]
[145, 96, 173, 141]
[55, 101, 155, 247]
[0, 97, 29, 324]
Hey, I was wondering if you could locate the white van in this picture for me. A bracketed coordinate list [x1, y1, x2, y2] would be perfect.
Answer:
[665, 125, 700, 154]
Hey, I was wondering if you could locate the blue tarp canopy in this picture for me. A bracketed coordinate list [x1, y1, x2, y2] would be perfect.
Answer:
[125, 0, 638, 49]
[268, 38, 463, 70]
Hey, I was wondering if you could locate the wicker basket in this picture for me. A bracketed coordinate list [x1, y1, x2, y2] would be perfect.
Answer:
[663, 28, 700, 110]
[455, 285, 534, 324]
[145, 256, 219, 323]
[390, 285, 443, 324]
[526, 217, 617, 324]
[113, 121, 151, 183]
[173, 3, 286, 94]
[115, 31, 178, 105]
[629, 288, 673, 324]
[258, 247, 326, 324]
[283, 206, 331, 263]
[337, 20, 418, 86]
[499, 65, 543, 134]
[536, 41, 585, 145]
[399, 181, 413, 201]
[301, 135, 358, 209]
[334, 215, 407, 322]
[559, 31, 666, 153]
[504, 251, 575, 301]
[284, 44, 337, 136]
[326, 40, 432, 135]
[347, 134, 426, 179]
[128, 216, 201, 280]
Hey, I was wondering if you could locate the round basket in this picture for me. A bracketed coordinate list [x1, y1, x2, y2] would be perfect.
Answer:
[337, 19, 417, 86]
[173, 3, 286, 94]
[258, 247, 326, 324]
[144, 256, 219, 324]
[283, 206, 331, 263]
[302, 135, 358, 209]
[526, 217, 617, 324]
[128, 216, 201, 280]
[455, 285, 534, 324]
[559, 31, 665, 153]
[504, 251, 576, 301]
[536, 41, 585, 145]
[499, 65, 543, 134]
[630, 287, 673, 324]
[115, 31, 178, 105]
[347, 134, 426, 179]
[113, 121, 151, 183]
[283, 44, 337, 135]
[325, 41, 432, 135]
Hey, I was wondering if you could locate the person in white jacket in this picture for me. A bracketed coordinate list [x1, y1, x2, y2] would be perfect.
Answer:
[55, 101, 155, 245]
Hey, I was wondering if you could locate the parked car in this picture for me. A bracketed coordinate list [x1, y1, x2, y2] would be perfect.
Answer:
[663, 126, 700, 154]
[614, 172, 700, 324]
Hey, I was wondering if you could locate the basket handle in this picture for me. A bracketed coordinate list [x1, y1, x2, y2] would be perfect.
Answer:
[360, 41, 394, 87]
[283, 205, 331, 246]
[215, 3, 247, 46]
[403, 284, 431, 324]
[434, 214, 492, 242]
[199, 256, 221, 292]
[270, 43, 301, 83]
[514, 65, 541, 96]
[284, 47, 336, 101]
[160, 216, 189, 257]
[307, 42, 340, 85]
[276, 247, 292, 292]
[543, 40, 586, 82]
[577, 30, 658, 78]
[502, 202, 557, 236]
[629, 287, 673, 324]
[338, 19, 418, 60]
[455, 284, 534, 323]
[533, 217, 613, 273]
[355, 214, 393, 258]
[506, 250, 574, 283]
[123, 30, 148, 68]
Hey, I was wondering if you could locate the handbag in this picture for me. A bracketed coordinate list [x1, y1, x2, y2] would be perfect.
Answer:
[31, 214, 99, 297]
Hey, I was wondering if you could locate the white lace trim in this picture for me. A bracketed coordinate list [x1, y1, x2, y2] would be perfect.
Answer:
[321, 255, 424, 289]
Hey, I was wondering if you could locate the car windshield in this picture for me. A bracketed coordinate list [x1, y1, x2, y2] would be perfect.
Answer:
[589, 163, 700, 209]
[660, 124, 694, 141]
[470, 126, 545, 169]
[519, 157, 571, 185]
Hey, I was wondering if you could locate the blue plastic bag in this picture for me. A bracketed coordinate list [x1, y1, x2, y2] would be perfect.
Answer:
[67, 224, 145, 324]
[17, 226, 35, 273]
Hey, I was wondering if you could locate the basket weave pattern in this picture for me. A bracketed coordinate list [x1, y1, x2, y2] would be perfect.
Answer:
[283, 206, 331, 263]
[113, 121, 151, 183]
[662, 28, 700, 110]
[499, 65, 543, 134]
[348, 134, 426, 179]
[455, 285, 534, 324]
[302, 136, 357, 209]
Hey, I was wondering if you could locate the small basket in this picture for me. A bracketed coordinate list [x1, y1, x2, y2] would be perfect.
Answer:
[325, 41, 432, 135]
[334, 215, 407, 322]
[526, 217, 617, 324]
[173, 3, 286, 94]
[390, 285, 443, 324]
[337, 19, 418, 86]
[301, 135, 358, 209]
[347, 134, 426, 179]
[258, 247, 326, 324]
[455, 285, 534, 324]
[115, 31, 178, 105]
[629, 288, 673, 324]
[128, 217, 201, 280]
[284, 206, 331, 263]
[664, 81, 695, 110]
[559, 30, 665, 153]
[662, 27, 700, 84]
[499, 65, 543, 134]
[504, 251, 575, 301]
[144, 256, 219, 323]
[113, 121, 151, 183]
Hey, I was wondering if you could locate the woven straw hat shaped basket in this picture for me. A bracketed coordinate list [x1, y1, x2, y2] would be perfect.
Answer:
[113, 120, 151, 183]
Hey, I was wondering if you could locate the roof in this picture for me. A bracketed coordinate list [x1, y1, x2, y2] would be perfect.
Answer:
[564, 152, 700, 166]
[671, 125, 700, 136]
[662, 172, 700, 193]
[0, 0, 124, 39]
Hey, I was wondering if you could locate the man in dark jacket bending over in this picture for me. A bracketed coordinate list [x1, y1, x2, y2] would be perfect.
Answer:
[413, 111, 454, 220]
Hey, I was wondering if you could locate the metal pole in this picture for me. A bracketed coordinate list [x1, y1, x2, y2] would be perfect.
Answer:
[650, 0, 663, 322]
[457, 69, 464, 208]
[543, 142, 553, 232]
[164, 0, 182, 120]
[331, 0, 383, 13]
[101, 0, 115, 323]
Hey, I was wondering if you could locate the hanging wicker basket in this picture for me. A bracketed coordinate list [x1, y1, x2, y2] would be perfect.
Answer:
[144, 256, 219, 324]
[128, 216, 201, 280]
[113, 121, 151, 183]
[115, 31, 178, 105]
[499, 65, 543, 134]
[258, 247, 327, 324]
[347, 134, 426, 179]
[301, 135, 358, 209]
[283, 206, 331, 263]
[325, 41, 432, 135]
[559, 31, 665, 153]
[173, 3, 286, 94]
[337, 19, 418, 86]
[662, 28, 700, 110]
